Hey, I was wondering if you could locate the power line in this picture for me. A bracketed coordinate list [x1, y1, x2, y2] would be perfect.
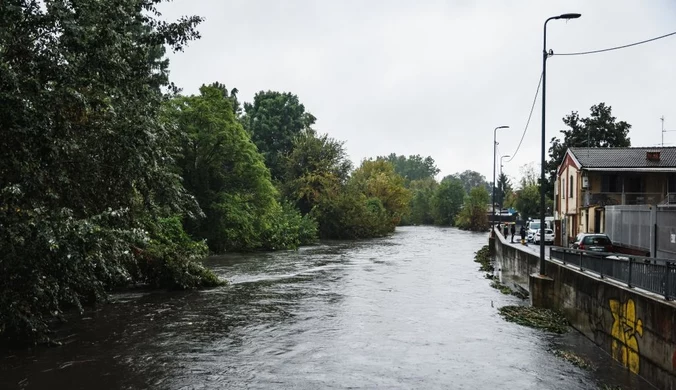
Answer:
[505, 72, 543, 163]
[554, 31, 676, 56]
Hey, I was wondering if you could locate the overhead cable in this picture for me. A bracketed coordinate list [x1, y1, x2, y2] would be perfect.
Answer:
[554, 31, 676, 56]
[506, 72, 543, 163]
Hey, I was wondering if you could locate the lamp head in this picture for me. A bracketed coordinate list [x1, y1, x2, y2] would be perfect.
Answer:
[558, 13, 581, 19]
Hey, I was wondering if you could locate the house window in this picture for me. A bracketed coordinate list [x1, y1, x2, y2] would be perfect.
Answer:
[669, 174, 676, 193]
[562, 178, 566, 199]
[624, 176, 644, 193]
[569, 174, 574, 198]
[601, 174, 621, 193]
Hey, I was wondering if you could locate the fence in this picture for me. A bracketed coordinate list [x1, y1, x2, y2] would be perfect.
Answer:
[605, 205, 676, 258]
[656, 207, 676, 258]
[605, 205, 652, 252]
[550, 247, 676, 300]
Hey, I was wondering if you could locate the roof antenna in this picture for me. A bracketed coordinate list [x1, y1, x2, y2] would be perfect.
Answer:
[663, 116, 676, 147]
[587, 125, 590, 159]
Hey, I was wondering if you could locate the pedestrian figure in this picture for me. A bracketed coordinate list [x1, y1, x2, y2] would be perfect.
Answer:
[520, 225, 526, 245]
[510, 223, 516, 243]
[503, 224, 509, 237]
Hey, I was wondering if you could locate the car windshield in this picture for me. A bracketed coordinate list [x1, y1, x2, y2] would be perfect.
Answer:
[530, 222, 540, 230]
[583, 236, 611, 245]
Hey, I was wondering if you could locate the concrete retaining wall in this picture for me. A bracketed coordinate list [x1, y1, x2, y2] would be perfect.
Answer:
[494, 232, 676, 390]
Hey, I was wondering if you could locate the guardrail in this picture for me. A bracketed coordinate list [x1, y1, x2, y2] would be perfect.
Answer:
[550, 247, 676, 300]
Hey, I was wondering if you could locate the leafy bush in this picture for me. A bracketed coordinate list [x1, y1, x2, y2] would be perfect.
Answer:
[0, 208, 139, 345]
[456, 187, 490, 232]
[260, 202, 318, 250]
[136, 216, 223, 289]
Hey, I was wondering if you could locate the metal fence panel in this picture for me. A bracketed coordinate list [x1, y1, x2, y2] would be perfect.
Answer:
[656, 207, 676, 258]
[605, 205, 652, 251]
[550, 247, 675, 300]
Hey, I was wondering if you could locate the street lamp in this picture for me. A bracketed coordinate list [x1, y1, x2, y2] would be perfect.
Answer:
[540, 12, 581, 275]
[500, 155, 511, 176]
[493, 125, 510, 235]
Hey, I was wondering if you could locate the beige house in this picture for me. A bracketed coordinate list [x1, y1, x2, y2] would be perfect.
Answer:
[554, 147, 676, 246]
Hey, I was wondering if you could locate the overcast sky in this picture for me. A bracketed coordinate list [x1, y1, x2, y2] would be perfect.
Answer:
[158, 0, 675, 185]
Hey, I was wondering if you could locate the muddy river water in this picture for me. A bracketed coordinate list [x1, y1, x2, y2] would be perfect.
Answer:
[0, 227, 653, 389]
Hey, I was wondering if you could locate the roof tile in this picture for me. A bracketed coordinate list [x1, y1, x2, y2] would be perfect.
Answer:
[569, 147, 676, 169]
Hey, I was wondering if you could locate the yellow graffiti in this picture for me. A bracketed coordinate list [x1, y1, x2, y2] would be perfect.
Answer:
[610, 298, 643, 374]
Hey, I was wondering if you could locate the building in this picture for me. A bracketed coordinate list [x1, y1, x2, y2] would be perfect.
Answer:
[554, 147, 676, 246]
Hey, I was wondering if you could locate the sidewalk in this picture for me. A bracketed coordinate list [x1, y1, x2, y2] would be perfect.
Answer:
[494, 230, 551, 259]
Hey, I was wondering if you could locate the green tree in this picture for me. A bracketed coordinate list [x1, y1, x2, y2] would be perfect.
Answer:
[350, 159, 412, 229]
[402, 178, 439, 225]
[495, 173, 512, 209]
[379, 154, 440, 183]
[242, 91, 316, 181]
[514, 184, 541, 221]
[546, 103, 631, 196]
[0, 0, 216, 344]
[165, 85, 316, 252]
[451, 170, 490, 194]
[431, 177, 465, 226]
[281, 130, 352, 215]
[456, 187, 490, 231]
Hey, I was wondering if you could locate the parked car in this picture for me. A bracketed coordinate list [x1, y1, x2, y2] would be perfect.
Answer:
[526, 220, 542, 242]
[534, 229, 554, 245]
[571, 233, 614, 252]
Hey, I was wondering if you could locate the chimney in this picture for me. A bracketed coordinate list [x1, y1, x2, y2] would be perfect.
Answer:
[646, 151, 661, 161]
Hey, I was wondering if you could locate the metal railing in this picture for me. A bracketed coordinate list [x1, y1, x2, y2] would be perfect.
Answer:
[550, 247, 676, 300]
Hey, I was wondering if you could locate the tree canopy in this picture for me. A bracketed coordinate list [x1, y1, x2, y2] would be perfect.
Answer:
[243, 91, 317, 181]
[456, 187, 490, 232]
[164, 85, 316, 252]
[0, 0, 218, 344]
[546, 103, 631, 195]
[450, 170, 491, 195]
[379, 154, 440, 183]
[431, 177, 465, 226]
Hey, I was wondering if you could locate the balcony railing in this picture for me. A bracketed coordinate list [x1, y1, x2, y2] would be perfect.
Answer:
[583, 191, 664, 207]
[584, 192, 621, 207]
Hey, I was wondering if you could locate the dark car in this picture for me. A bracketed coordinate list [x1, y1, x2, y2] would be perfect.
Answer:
[571, 233, 613, 252]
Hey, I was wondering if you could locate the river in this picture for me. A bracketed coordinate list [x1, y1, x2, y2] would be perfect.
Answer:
[0, 226, 653, 389]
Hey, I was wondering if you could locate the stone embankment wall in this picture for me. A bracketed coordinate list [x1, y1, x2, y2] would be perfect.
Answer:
[493, 232, 676, 390]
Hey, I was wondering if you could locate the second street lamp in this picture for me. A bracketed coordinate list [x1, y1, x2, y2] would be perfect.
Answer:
[492, 125, 509, 234]
[540, 12, 581, 275]
[500, 155, 510, 177]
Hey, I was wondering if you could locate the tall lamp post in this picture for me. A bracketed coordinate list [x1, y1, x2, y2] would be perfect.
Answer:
[493, 125, 510, 234]
[540, 13, 581, 275]
[499, 155, 511, 212]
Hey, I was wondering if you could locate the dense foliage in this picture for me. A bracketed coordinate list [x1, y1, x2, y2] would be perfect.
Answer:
[431, 177, 466, 226]
[243, 91, 317, 181]
[164, 85, 316, 252]
[457, 187, 491, 231]
[379, 154, 440, 183]
[546, 103, 631, 197]
[0, 0, 221, 344]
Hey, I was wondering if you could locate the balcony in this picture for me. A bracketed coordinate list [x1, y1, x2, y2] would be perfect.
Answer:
[584, 192, 664, 207]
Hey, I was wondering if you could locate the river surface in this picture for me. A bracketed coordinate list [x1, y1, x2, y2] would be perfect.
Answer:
[0, 227, 654, 389]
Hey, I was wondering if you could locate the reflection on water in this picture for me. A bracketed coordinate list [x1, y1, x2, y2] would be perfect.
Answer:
[0, 227, 654, 389]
